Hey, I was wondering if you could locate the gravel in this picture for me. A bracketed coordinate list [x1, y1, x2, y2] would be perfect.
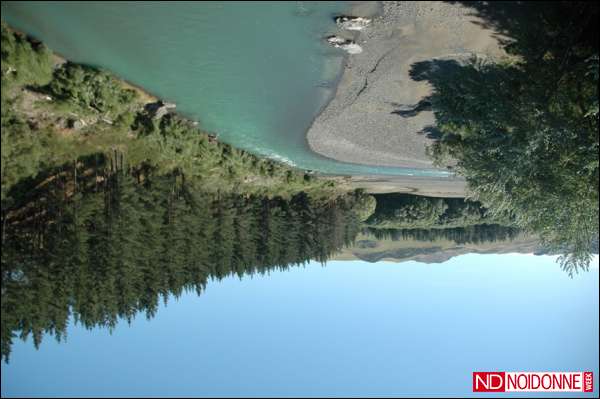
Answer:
[307, 1, 506, 169]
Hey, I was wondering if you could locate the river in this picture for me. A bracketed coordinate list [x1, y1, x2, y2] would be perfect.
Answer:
[1, 1, 452, 176]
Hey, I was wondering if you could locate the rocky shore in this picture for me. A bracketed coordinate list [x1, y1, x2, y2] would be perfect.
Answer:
[308, 1, 507, 169]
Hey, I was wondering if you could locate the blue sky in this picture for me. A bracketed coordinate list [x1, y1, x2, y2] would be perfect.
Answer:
[1, 254, 598, 397]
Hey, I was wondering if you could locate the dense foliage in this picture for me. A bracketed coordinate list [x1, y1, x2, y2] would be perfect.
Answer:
[1, 25, 52, 89]
[364, 193, 511, 229]
[411, 2, 599, 273]
[364, 224, 522, 245]
[1, 26, 53, 199]
[0, 24, 365, 362]
[1, 160, 365, 362]
[46, 62, 137, 114]
[0, 23, 341, 204]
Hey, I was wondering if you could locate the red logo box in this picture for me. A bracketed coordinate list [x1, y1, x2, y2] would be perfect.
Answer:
[473, 371, 594, 393]
[473, 372, 506, 392]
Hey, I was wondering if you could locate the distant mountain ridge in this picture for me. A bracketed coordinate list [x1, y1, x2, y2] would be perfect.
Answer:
[334, 232, 542, 264]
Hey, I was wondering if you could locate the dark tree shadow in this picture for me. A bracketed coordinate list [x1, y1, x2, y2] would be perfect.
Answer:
[401, 2, 600, 277]
[416, 126, 443, 141]
[408, 58, 464, 82]
[446, 1, 599, 65]
[390, 99, 432, 118]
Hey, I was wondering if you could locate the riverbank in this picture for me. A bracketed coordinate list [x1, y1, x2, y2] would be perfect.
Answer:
[307, 1, 506, 169]
[345, 174, 466, 197]
[1, 23, 352, 201]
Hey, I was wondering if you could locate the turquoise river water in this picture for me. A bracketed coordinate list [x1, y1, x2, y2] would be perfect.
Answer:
[2, 1, 451, 177]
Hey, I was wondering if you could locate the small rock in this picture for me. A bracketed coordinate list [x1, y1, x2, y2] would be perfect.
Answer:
[334, 16, 371, 31]
[341, 43, 363, 54]
[145, 100, 176, 120]
[207, 133, 218, 144]
[327, 36, 348, 45]
[68, 118, 85, 130]
[326, 36, 363, 54]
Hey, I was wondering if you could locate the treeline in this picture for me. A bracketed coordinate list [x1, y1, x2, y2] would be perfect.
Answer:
[364, 224, 522, 245]
[1, 23, 340, 203]
[0, 160, 366, 363]
[363, 193, 511, 229]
